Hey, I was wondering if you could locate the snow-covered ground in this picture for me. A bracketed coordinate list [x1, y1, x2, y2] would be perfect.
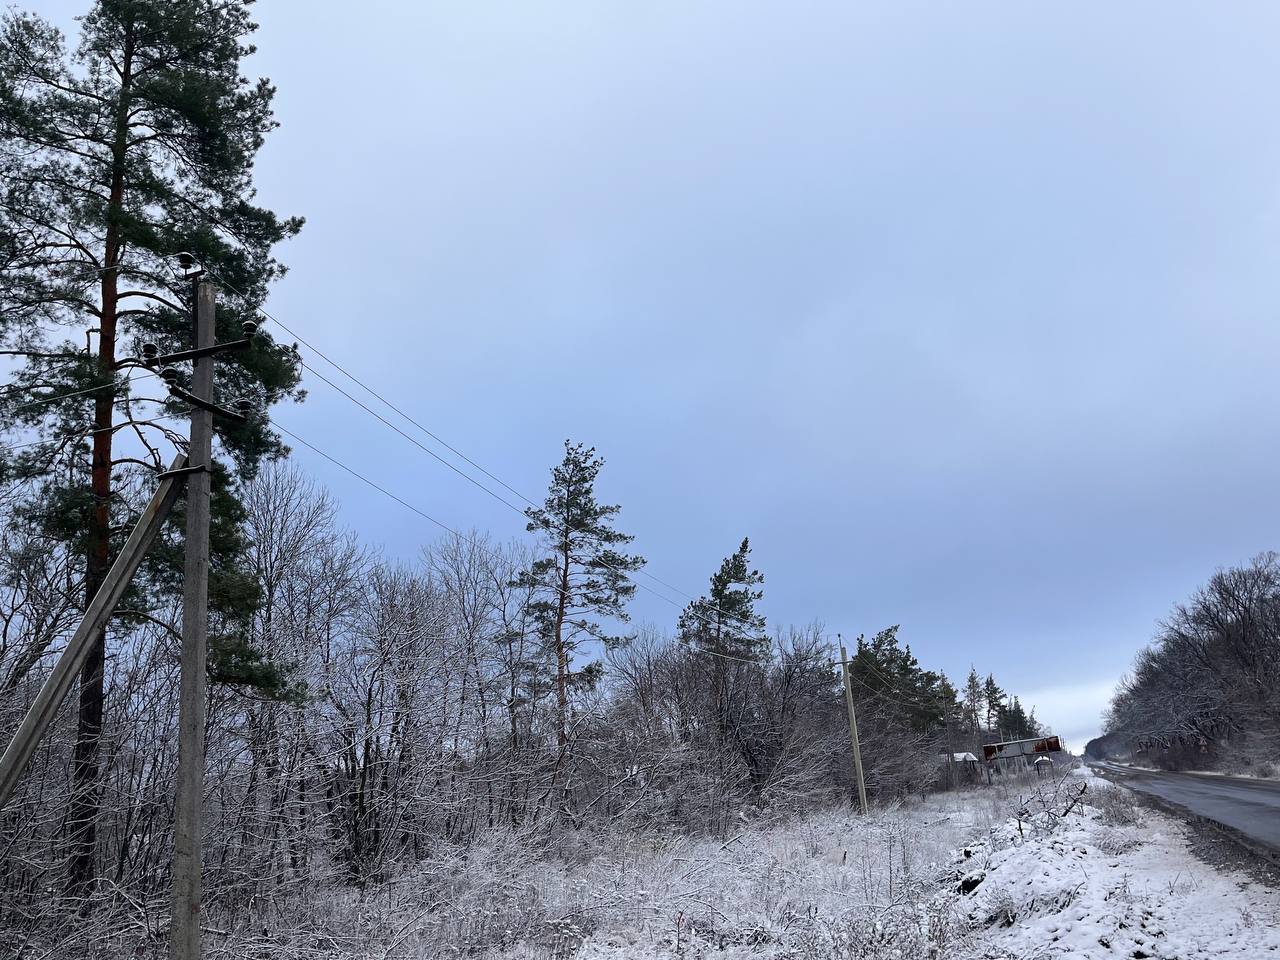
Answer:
[193, 768, 1280, 958]
[524, 767, 1280, 959]
[1159, 766, 1280, 781]
[956, 766, 1280, 958]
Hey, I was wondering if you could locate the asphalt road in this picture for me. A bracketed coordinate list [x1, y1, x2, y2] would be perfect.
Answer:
[1091, 761, 1280, 851]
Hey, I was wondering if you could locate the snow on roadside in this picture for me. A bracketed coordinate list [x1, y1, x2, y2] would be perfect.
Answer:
[958, 767, 1280, 959]
[558, 768, 1280, 959]
[1159, 767, 1280, 781]
[397, 764, 1280, 959]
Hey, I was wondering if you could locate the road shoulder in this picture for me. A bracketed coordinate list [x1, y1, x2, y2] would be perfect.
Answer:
[1090, 761, 1280, 881]
[954, 768, 1280, 958]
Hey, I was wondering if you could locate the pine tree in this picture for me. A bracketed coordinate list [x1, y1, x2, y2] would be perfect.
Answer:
[1027, 706, 1042, 739]
[0, 0, 302, 889]
[1002, 695, 1032, 740]
[937, 675, 963, 731]
[521, 441, 644, 747]
[983, 673, 1005, 735]
[962, 666, 984, 739]
[677, 537, 766, 661]
[852, 626, 948, 731]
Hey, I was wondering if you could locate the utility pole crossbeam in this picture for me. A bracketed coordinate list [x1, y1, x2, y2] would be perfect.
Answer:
[839, 640, 869, 815]
[0, 454, 188, 812]
[169, 279, 215, 960]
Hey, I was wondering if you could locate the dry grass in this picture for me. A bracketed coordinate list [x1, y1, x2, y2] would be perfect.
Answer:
[1088, 780, 1143, 827]
[6, 780, 1060, 960]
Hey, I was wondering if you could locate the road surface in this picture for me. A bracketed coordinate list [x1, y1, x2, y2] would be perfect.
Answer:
[1091, 761, 1280, 852]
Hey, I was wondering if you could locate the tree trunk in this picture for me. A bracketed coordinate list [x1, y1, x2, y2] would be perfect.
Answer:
[553, 535, 571, 749]
[67, 30, 133, 894]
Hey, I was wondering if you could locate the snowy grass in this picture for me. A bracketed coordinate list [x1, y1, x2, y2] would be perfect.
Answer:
[276, 777, 1032, 959]
[188, 785, 1015, 959]
[43, 768, 1277, 959]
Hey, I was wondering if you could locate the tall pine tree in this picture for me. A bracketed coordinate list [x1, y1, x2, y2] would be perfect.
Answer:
[521, 441, 644, 748]
[983, 673, 1006, 735]
[963, 666, 984, 739]
[0, 0, 302, 889]
[677, 537, 766, 661]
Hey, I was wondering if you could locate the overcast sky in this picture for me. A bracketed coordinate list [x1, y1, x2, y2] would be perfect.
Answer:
[42, 1, 1280, 747]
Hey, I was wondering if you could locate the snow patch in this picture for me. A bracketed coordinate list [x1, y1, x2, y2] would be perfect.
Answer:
[958, 772, 1280, 958]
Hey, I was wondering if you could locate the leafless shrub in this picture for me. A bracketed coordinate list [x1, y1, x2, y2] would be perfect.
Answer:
[1090, 785, 1142, 827]
[1094, 826, 1141, 856]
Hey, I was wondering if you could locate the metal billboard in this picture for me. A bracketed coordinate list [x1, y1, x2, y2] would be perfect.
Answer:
[982, 735, 1063, 762]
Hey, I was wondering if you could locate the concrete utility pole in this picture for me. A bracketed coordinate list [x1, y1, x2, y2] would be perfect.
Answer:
[838, 638, 869, 815]
[169, 279, 214, 960]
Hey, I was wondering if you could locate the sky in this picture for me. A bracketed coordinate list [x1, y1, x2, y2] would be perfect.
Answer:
[37, 1, 1280, 749]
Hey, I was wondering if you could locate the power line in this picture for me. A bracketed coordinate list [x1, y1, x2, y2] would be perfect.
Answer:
[203, 267, 764, 632]
[298, 361, 527, 515]
[833, 640, 962, 711]
[8, 371, 158, 414]
[848, 655, 1033, 730]
[855, 656, 960, 710]
[211, 270, 531, 505]
[267, 416, 760, 666]
[837, 629, 972, 705]
[844, 666, 946, 711]
[278, 384, 761, 651]
[0, 415, 181, 454]
[296, 359, 764, 631]
[299, 356, 763, 625]
[292, 331, 696, 606]
[273, 421, 462, 542]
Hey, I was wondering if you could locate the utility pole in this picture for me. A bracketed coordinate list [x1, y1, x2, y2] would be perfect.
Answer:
[0, 257, 250, 935]
[169, 277, 214, 960]
[838, 636, 868, 815]
[159, 268, 251, 960]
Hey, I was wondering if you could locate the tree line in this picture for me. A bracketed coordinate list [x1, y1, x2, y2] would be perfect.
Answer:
[1096, 552, 1280, 772]
[2, 441, 1044, 905]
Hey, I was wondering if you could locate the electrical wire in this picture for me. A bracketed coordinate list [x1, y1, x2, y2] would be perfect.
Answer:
[844, 652, 1034, 740]
[8, 371, 158, 413]
[298, 361, 526, 515]
[267, 416, 760, 666]
[295, 379, 762, 654]
[848, 653, 965, 710]
[299, 355, 768, 637]
[295, 357, 769, 643]
[202, 267, 766, 634]
[844, 666, 954, 711]
[0, 415, 181, 454]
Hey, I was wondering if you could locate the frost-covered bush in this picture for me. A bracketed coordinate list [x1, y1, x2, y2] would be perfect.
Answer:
[786, 897, 960, 960]
[1090, 784, 1141, 827]
[1093, 825, 1141, 856]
